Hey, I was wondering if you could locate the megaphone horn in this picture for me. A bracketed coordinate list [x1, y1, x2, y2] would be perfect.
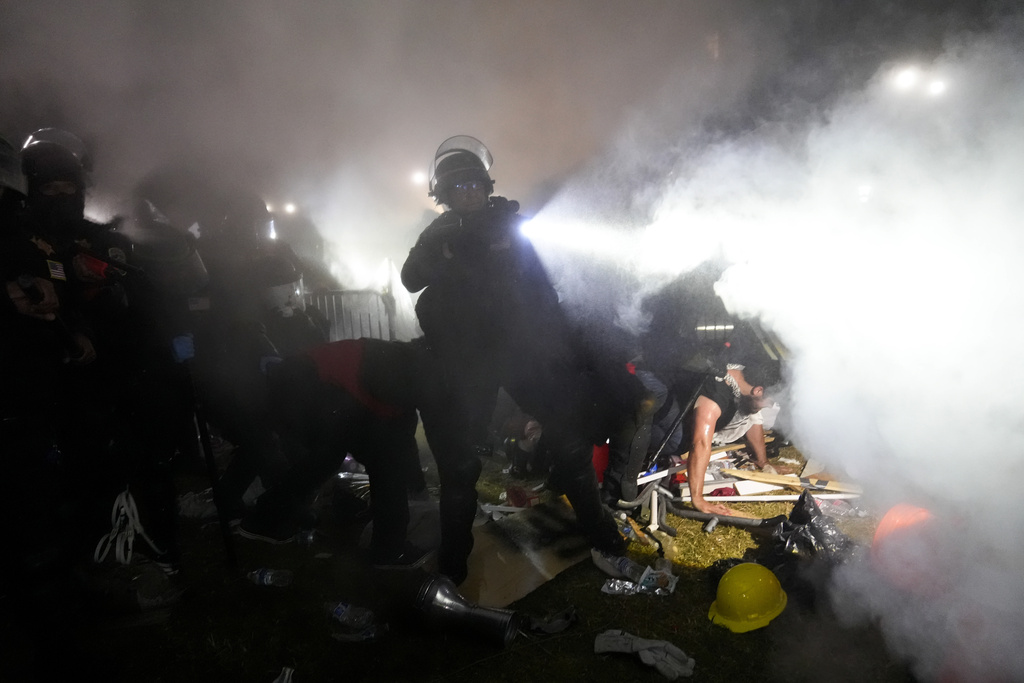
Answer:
[415, 574, 521, 647]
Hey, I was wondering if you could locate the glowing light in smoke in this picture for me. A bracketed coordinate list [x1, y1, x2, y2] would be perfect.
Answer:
[284, 203, 297, 214]
[889, 65, 948, 97]
[411, 170, 427, 185]
[524, 211, 734, 279]
[329, 255, 394, 290]
[521, 217, 629, 259]
[527, 31, 1024, 683]
[893, 66, 920, 89]
[268, 220, 277, 240]
[265, 203, 273, 212]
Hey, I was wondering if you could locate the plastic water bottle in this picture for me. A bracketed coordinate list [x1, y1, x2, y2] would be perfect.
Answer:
[324, 601, 375, 630]
[593, 549, 647, 583]
[247, 568, 293, 587]
[617, 512, 639, 541]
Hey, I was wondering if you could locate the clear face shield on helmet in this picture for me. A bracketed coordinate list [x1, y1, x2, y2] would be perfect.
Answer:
[21, 128, 93, 186]
[428, 135, 493, 197]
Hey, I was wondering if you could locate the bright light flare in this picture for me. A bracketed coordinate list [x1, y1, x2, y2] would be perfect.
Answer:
[330, 256, 393, 290]
[520, 217, 628, 259]
[523, 212, 731, 278]
[893, 66, 920, 90]
[927, 80, 947, 96]
[284, 203, 297, 214]
[411, 170, 427, 185]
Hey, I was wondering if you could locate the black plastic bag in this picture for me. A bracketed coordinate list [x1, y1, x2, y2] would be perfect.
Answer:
[771, 490, 855, 563]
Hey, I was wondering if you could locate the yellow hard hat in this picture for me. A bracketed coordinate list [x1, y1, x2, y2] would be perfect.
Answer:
[708, 563, 787, 633]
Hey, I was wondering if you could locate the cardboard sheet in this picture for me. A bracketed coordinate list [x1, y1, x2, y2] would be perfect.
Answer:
[458, 496, 592, 608]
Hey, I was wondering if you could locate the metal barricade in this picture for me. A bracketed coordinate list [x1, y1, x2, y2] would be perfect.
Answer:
[305, 289, 396, 342]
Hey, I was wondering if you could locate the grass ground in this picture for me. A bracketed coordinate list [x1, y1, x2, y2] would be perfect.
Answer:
[4, 444, 917, 682]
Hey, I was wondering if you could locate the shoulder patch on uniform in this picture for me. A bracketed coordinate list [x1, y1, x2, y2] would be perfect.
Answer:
[31, 236, 56, 256]
[46, 259, 67, 281]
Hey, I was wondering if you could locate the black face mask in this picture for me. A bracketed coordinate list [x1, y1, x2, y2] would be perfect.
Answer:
[30, 192, 85, 237]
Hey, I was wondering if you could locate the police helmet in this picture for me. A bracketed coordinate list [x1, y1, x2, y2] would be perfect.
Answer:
[204, 191, 274, 253]
[21, 128, 92, 192]
[428, 135, 494, 204]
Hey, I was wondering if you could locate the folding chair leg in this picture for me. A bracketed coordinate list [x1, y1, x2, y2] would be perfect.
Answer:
[648, 485, 660, 532]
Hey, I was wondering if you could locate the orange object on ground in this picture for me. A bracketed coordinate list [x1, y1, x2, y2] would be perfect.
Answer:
[872, 504, 934, 547]
[871, 503, 946, 595]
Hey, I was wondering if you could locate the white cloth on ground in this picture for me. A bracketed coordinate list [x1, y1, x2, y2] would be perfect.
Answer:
[594, 629, 695, 679]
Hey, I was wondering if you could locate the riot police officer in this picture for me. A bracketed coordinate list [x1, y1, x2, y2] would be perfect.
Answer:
[402, 136, 641, 584]
[1, 132, 106, 676]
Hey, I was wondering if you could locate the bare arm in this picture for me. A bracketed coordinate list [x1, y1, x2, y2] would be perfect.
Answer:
[687, 396, 736, 516]
[744, 423, 771, 469]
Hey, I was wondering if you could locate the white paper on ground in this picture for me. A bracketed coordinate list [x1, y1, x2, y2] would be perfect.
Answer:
[734, 479, 785, 495]
[801, 458, 826, 476]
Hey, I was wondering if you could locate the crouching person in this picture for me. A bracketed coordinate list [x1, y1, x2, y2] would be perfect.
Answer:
[237, 337, 429, 567]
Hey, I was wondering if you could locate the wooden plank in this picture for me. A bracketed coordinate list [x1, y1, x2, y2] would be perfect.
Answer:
[719, 468, 863, 494]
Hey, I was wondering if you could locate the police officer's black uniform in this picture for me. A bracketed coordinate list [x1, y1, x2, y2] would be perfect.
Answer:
[402, 138, 641, 584]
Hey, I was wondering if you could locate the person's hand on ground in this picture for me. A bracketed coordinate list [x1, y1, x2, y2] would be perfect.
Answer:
[691, 497, 736, 517]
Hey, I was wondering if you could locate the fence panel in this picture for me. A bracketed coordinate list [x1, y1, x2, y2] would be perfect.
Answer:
[305, 289, 395, 342]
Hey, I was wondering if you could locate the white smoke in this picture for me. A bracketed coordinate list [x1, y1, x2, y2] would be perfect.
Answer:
[532, 15, 1024, 682]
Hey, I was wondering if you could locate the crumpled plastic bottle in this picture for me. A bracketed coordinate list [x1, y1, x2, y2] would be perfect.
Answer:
[247, 568, 293, 587]
[325, 601, 375, 629]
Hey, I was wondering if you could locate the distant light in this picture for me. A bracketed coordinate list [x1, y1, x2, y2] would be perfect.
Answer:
[265, 203, 273, 212]
[412, 171, 427, 185]
[284, 203, 297, 214]
[269, 221, 278, 240]
[858, 185, 872, 203]
[893, 67, 919, 90]
[927, 80, 947, 96]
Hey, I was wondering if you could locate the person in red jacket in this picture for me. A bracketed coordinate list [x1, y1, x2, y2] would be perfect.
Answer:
[237, 337, 428, 567]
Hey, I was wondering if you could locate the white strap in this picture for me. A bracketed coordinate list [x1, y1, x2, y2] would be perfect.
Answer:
[93, 487, 166, 565]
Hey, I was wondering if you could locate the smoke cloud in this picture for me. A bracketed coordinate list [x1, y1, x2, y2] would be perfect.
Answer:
[530, 7, 1024, 682]
[0, 0, 774, 288]
[5, 1, 1021, 678]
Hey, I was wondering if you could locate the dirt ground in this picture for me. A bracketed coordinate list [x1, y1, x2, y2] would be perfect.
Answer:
[1, 443, 917, 683]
